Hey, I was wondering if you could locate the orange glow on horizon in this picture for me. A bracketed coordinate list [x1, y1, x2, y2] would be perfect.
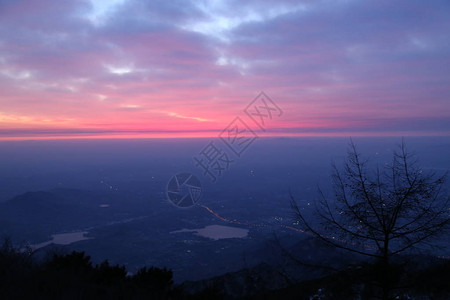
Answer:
[0, 130, 448, 142]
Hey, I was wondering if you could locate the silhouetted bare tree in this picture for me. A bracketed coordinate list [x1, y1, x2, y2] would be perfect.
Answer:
[291, 140, 449, 299]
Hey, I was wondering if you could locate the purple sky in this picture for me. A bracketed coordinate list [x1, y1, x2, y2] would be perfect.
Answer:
[0, 0, 449, 139]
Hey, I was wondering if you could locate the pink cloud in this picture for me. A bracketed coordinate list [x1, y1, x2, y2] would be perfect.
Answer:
[0, 0, 449, 140]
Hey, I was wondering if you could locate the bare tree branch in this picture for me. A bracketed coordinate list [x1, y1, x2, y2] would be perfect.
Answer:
[290, 140, 449, 272]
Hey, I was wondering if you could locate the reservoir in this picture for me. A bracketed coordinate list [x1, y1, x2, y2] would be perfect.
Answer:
[31, 231, 92, 250]
[171, 225, 249, 240]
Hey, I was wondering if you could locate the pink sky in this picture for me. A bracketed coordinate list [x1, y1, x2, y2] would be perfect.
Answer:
[0, 0, 449, 140]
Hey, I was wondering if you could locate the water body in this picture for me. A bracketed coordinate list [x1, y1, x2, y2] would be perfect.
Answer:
[171, 225, 249, 240]
[31, 231, 92, 250]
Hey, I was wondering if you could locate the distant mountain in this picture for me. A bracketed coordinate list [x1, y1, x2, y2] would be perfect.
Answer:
[180, 237, 360, 298]
[0, 188, 156, 243]
[181, 249, 450, 299]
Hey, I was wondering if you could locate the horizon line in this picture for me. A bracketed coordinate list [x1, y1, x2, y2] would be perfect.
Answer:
[0, 131, 449, 142]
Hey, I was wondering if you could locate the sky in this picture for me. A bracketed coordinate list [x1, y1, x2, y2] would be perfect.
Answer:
[0, 0, 449, 140]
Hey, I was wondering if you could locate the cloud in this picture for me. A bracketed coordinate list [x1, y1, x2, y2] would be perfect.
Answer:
[0, 0, 449, 139]
[166, 111, 211, 122]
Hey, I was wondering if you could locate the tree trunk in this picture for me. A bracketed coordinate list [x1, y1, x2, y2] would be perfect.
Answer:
[382, 237, 390, 300]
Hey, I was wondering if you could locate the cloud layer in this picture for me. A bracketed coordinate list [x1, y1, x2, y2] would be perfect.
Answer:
[1, 0, 449, 139]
